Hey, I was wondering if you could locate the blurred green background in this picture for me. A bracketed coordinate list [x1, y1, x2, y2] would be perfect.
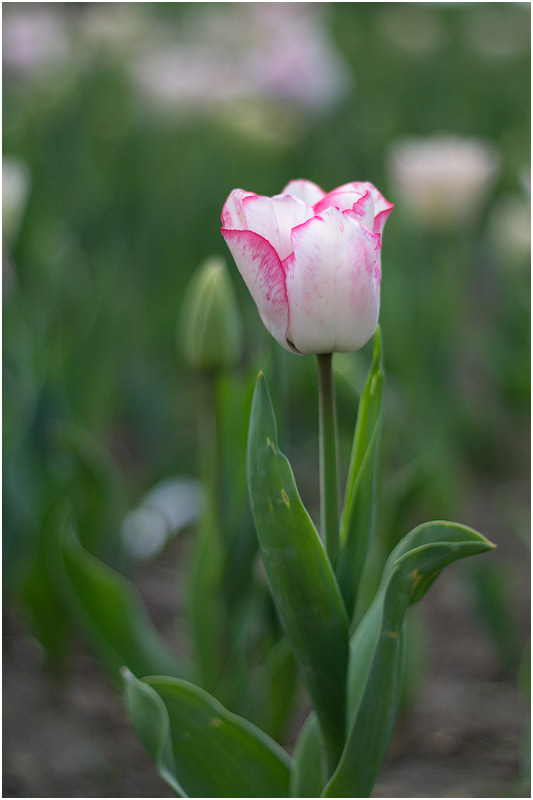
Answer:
[3, 2, 530, 796]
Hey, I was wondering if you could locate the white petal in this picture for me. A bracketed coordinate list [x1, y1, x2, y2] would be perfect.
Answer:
[242, 194, 314, 261]
[281, 178, 326, 205]
[286, 208, 380, 354]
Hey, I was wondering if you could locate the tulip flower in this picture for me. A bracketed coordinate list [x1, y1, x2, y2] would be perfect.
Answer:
[222, 179, 393, 568]
[221, 179, 393, 356]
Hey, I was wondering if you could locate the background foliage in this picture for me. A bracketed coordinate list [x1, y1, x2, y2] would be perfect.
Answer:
[3, 2, 530, 796]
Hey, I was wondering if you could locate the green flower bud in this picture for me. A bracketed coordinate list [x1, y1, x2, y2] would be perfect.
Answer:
[179, 255, 243, 372]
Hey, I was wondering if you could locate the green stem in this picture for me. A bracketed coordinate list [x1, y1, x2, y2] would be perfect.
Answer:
[317, 353, 340, 566]
[190, 373, 224, 694]
[197, 374, 219, 532]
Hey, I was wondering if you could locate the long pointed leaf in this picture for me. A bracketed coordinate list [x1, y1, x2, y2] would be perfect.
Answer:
[323, 521, 494, 797]
[123, 671, 291, 798]
[337, 327, 384, 619]
[247, 372, 349, 769]
[55, 517, 187, 684]
[290, 712, 324, 798]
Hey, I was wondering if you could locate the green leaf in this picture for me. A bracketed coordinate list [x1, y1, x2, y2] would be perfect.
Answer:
[20, 498, 73, 669]
[55, 516, 188, 684]
[123, 671, 291, 798]
[264, 637, 299, 743]
[323, 521, 495, 798]
[49, 421, 125, 558]
[336, 327, 384, 620]
[290, 713, 324, 798]
[247, 372, 349, 770]
[122, 670, 182, 795]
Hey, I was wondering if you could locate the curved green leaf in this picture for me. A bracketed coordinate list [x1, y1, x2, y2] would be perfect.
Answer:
[55, 519, 187, 684]
[264, 637, 299, 743]
[20, 498, 73, 668]
[123, 671, 291, 798]
[247, 372, 349, 770]
[337, 327, 384, 620]
[290, 712, 324, 798]
[50, 421, 125, 556]
[323, 521, 494, 797]
[122, 670, 183, 795]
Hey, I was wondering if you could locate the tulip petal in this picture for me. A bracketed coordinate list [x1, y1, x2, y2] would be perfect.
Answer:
[346, 191, 375, 230]
[286, 208, 381, 355]
[242, 194, 314, 261]
[367, 184, 394, 234]
[329, 182, 394, 234]
[315, 189, 375, 231]
[221, 188, 258, 230]
[221, 228, 291, 350]
[372, 206, 394, 235]
[281, 179, 326, 206]
[314, 189, 362, 212]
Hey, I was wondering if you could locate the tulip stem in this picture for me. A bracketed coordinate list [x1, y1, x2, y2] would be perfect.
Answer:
[317, 353, 340, 566]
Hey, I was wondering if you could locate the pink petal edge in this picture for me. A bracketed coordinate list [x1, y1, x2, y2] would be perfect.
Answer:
[221, 188, 258, 230]
[221, 227, 292, 350]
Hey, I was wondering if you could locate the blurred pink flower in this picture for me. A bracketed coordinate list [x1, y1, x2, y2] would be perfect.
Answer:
[130, 4, 350, 115]
[3, 9, 70, 77]
[221, 179, 393, 355]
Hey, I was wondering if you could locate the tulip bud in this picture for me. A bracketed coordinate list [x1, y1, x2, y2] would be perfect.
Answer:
[178, 255, 243, 372]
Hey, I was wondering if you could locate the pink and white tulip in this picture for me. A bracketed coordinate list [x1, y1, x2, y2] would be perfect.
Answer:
[221, 180, 393, 355]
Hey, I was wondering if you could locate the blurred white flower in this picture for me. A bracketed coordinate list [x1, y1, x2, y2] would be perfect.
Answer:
[3, 156, 31, 247]
[121, 476, 203, 559]
[129, 3, 350, 118]
[3, 8, 71, 77]
[378, 5, 447, 56]
[386, 134, 500, 231]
